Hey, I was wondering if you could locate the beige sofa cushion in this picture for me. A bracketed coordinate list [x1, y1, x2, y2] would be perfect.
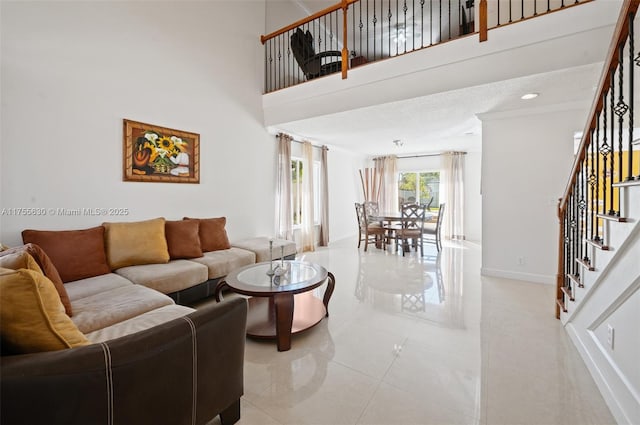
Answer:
[232, 237, 296, 263]
[189, 247, 256, 279]
[103, 218, 170, 269]
[64, 273, 132, 302]
[0, 268, 89, 353]
[115, 260, 208, 294]
[71, 284, 174, 334]
[85, 304, 195, 343]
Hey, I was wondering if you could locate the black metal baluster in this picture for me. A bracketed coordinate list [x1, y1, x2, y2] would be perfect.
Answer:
[403, 0, 408, 53]
[616, 41, 628, 193]
[413, 0, 416, 51]
[521, 0, 524, 20]
[497, 0, 500, 26]
[534, 0, 537, 16]
[580, 159, 587, 264]
[609, 73, 616, 215]
[571, 189, 577, 279]
[547, 0, 550, 13]
[601, 91, 610, 217]
[372, 0, 377, 60]
[395, 0, 399, 55]
[588, 129, 596, 257]
[439, 0, 442, 43]
[564, 207, 570, 299]
[388, 1, 392, 57]
[366, 0, 370, 58]
[629, 13, 636, 181]
[447, 0, 451, 40]
[421, 0, 425, 48]
[270, 40, 275, 89]
[430, 0, 433, 45]
[359, 2, 364, 59]
[594, 116, 602, 242]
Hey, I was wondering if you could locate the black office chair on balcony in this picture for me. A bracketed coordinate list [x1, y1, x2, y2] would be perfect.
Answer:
[290, 28, 342, 81]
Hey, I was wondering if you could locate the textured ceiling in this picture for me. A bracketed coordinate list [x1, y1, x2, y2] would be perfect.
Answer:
[271, 62, 603, 156]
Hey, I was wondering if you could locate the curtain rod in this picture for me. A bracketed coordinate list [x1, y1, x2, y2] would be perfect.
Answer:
[395, 151, 467, 159]
[277, 133, 327, 150]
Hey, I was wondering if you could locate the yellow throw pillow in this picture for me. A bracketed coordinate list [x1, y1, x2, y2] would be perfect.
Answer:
[0, 268, 89, 353]
[103, 218, 170, 269]
[0, 251, 44, 274]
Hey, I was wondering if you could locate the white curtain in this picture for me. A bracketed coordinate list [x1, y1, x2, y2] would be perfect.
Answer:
[319, 146, 329, 246]
[301, 141, 315, 252]
[275, 134, 293, 240]
[373, 155, 398, 213]
[441, 152, 465, 240]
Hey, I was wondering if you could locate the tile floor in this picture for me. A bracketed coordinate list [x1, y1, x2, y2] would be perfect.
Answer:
[208, 237, 615, 425]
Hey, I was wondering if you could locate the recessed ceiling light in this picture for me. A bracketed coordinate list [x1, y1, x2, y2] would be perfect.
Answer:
[521, 93, 539, 100]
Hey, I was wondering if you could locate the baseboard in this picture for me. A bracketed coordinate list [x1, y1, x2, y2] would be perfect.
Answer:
[480, 267, 555, 285]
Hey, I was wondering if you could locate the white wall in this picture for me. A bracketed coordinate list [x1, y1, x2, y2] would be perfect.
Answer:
[328, 147, 368, 242]
[0, 1, 276, 246]
[479, 103, 587, 284]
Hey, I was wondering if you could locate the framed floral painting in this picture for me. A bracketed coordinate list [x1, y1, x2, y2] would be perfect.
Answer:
[123, 119, 200, 183]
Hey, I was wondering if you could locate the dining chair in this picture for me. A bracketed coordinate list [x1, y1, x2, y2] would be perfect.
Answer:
[355, 202, 386, 251]
[395, 203, 426, 256]
[422, 203, 445, 251]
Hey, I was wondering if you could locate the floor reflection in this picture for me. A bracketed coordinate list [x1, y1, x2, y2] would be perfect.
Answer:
[218, 238, 615, 425]
[355, 246, 465, 329]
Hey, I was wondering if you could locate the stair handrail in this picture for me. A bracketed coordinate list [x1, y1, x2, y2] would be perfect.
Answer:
[556, 0, 640, 319]
[558, 0, 640, 216]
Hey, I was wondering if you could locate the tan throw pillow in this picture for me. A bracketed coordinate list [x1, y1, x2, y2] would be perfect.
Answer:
[103, 218, 170, 269]
[165, 220, 203, 259]
[22, 227, 110, 283]
[0, 251, 44, 273]
[183, 217, 231, 252]
[0, 243, 73, 317]
[0, 268, 89, 353]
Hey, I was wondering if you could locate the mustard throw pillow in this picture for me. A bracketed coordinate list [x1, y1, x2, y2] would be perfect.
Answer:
[0, 268, 89, 353]
[103, 218, 170, 269]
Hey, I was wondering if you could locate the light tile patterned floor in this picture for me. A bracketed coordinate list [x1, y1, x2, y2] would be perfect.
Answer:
[208, 237, 615, 425]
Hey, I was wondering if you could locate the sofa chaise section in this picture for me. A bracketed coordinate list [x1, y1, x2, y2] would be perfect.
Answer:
[0, 297, 248, 425]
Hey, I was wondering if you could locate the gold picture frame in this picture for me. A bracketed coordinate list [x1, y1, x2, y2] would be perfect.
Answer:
[123, 119, 200, 183]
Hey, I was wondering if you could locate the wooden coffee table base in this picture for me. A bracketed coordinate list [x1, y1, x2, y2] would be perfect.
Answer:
[245, 273, 335, 351]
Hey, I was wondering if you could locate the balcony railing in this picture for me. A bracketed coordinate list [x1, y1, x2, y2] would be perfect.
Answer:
[261, 0, 590, 93]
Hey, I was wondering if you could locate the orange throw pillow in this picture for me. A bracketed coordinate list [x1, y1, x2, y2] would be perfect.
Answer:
[183, 217, 231, 252]
[165, 220, 203, 259]
[22, 226, 110, 283]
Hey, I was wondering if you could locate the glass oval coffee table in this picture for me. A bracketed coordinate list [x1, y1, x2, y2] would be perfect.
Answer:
[214, 261, 335, 351]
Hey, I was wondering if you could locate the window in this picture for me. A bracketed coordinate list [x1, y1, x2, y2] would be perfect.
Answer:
[398, 171, 440, 210]
[291, 158, 321, 226]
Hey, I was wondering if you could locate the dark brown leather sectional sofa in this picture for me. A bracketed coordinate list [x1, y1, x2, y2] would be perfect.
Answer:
[1, 296, 247, 425]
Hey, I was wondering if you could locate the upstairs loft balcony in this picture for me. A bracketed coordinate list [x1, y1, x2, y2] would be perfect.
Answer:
[261, 0, 592, 94]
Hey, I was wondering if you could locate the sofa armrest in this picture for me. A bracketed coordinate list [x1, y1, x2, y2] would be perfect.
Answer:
[1, 297, 247, 425]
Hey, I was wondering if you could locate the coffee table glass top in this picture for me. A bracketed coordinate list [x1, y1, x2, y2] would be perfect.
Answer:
[227, 261, 328, 295]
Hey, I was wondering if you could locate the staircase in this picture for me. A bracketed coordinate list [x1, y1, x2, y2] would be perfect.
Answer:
[556, 1, 640, 423]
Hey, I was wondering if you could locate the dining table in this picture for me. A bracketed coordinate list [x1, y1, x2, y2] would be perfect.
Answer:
[369, 210, 435, 249]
